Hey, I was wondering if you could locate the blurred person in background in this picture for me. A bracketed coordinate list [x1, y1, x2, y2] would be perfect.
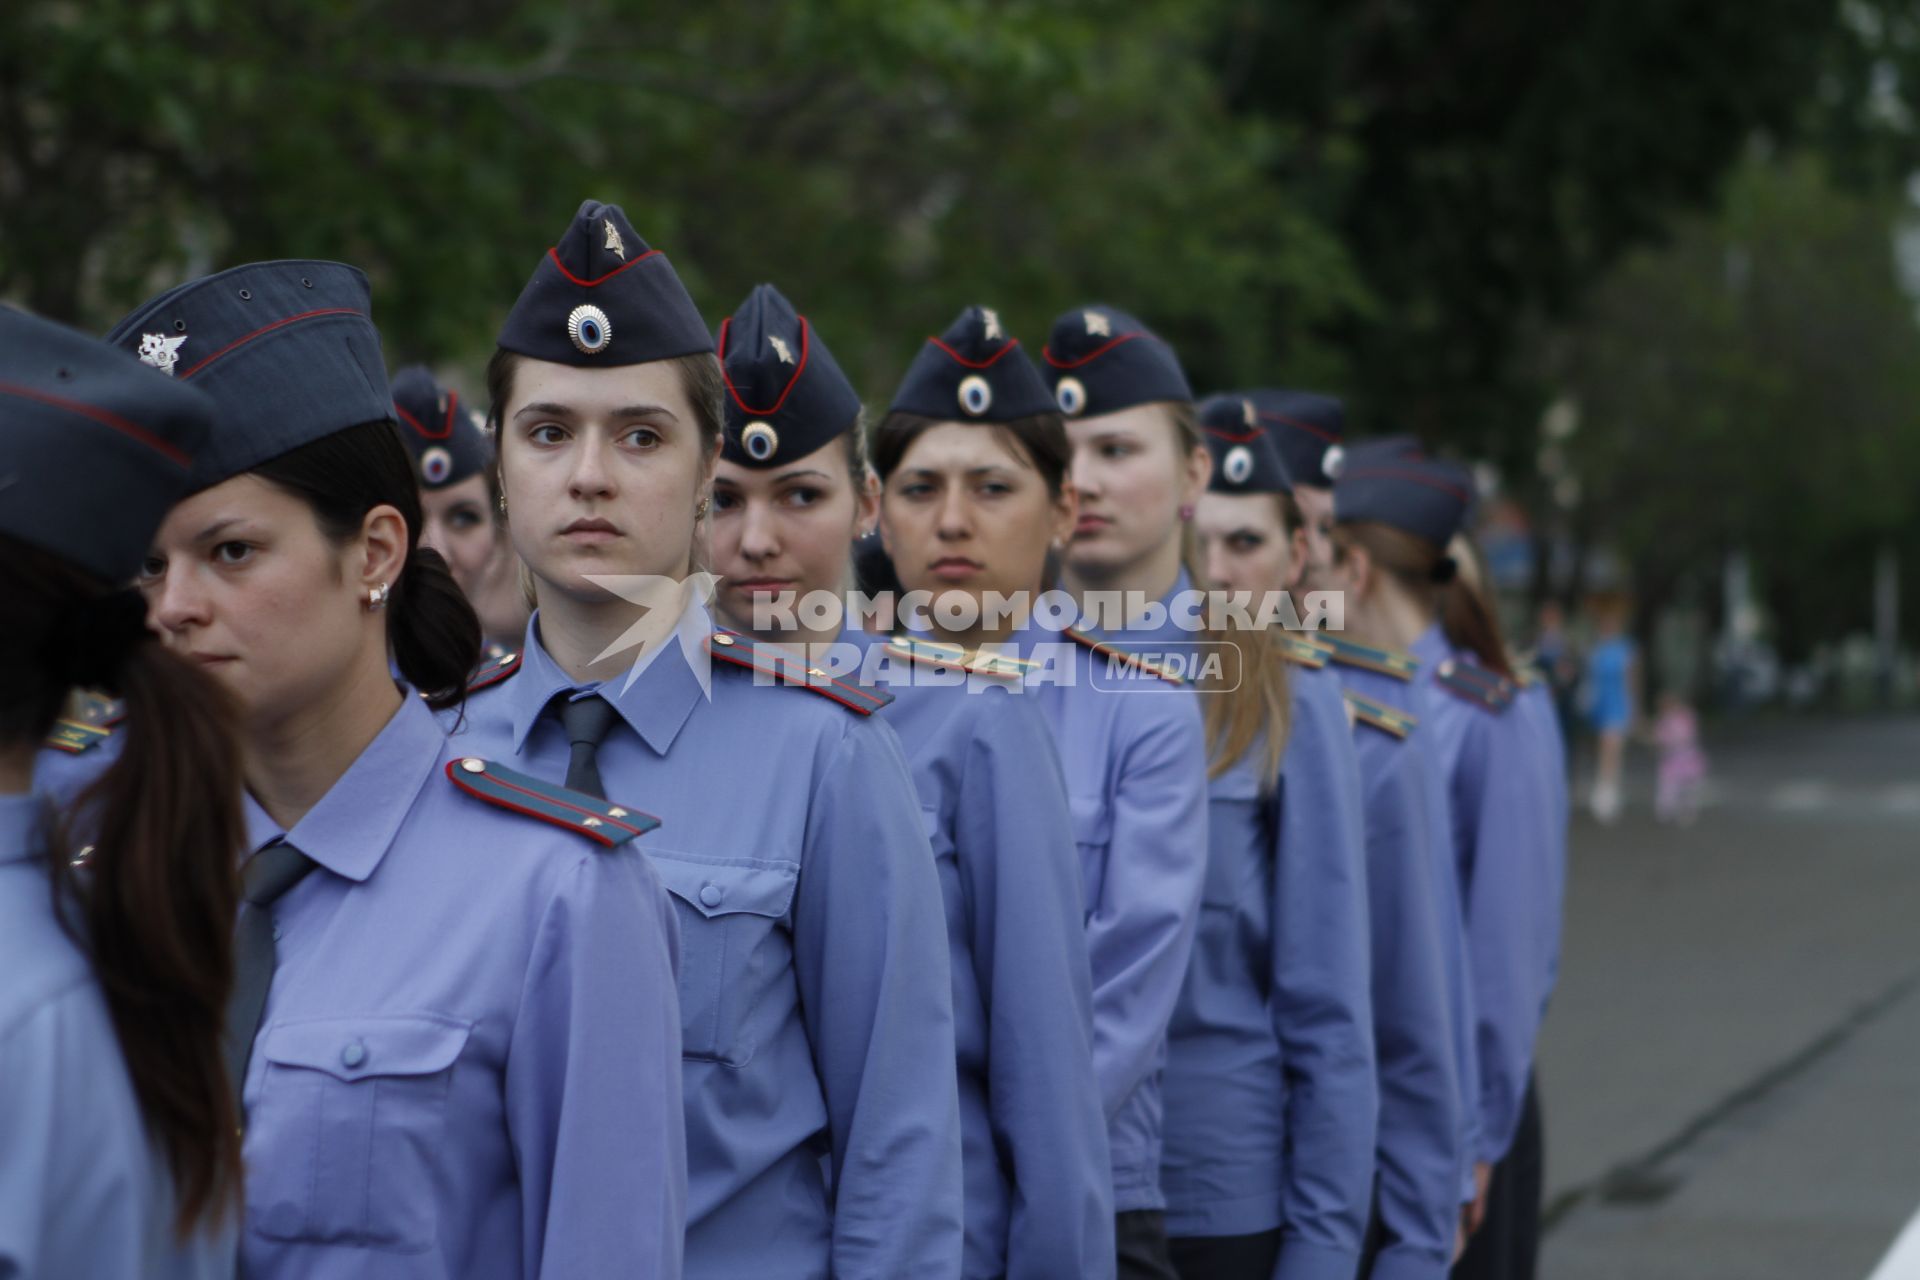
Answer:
[1582, 599, 1638, 824]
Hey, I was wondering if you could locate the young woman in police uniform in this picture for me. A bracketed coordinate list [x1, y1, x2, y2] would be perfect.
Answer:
[0, 308, 243, 1279]
[111, 257, 687, 1279]
[703, 282, 1114, 1280]
[867, 304, 1210, 1280]
[452, 203, 964, 1280]
[1036, 306, 1377, 1280]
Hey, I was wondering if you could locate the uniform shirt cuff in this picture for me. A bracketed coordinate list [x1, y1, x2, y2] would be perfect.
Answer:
[1273, 1237, 1365, 1280]
[1366, 1241, 1454, 1280]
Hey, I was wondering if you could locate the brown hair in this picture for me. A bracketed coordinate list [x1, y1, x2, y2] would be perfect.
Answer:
[253, 421, 483, 708]
[1332, 520, 1515, 679]
[868, 410, 1072, 496]
[2, 540, 246, 1238]
[1152, 401, 1292, 786]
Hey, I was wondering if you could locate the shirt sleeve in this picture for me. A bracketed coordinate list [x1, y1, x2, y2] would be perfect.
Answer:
[793, 720, 964, 1280]
[1361, 742, 1466, 1280]
[1454, 714, 1555, 1165]
[505, 850, 687, 1279]
[958, 699, 1115, 1280]
[1268, 680, 1378, 1280]
[1086, 693, 1211, 1121]
[0, 985, 149, 1280]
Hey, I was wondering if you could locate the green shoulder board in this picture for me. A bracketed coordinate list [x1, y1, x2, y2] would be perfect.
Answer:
[1320, 633, 1419, 681]
[707, 630, 894, 714]
[446, 757, 658, 847]
[1343, 689, 1417, 739]
[1065, 629, 1188, 685]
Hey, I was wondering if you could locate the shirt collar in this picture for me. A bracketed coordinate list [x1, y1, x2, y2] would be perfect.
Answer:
[1411, 622, 1451, 667]
[0, 792, 47, 865]
[507, 602, 711, 758]
[242, 693, 443, 881]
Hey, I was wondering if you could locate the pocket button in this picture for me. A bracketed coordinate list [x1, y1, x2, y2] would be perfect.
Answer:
[341, 1040, 367, 1069]
[699, 882, 724, 908]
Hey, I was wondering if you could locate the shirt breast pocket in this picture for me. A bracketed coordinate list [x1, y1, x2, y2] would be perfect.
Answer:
[649, 851, 799, 1066]
[246, 1013, 472, 1251]
[1070, 793, 1112, 920]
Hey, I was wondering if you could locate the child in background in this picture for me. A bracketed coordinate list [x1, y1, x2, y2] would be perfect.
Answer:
[1653, 691, 1708, 825]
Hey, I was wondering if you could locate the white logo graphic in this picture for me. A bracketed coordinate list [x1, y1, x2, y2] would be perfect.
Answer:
[137, 332, 188, 376]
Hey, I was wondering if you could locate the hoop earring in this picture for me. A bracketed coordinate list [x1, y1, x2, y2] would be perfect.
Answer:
[367, 581, 391, 612]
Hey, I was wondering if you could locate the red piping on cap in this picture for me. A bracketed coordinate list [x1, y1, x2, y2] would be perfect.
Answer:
[717, 315, 813, 417]
[394, 387, 458, 441]
[1255, 407, 1339, 444]
[1041, 331, 1146, 369]
[1202, 425, 1263, 445]
[0, 380, 192, 468]
[545, 246, 662, 288]
[927, 336, 1025, 370]
[176, 308, 363, 381]
[1343, 464, 1471, 502]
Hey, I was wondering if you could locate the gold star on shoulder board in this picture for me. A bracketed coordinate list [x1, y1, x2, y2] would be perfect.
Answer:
[769, 334, 794, 365]
[981, 308, 1004, 342]
[1084, 309, 1111, 338]
[603, 218, 627, 261]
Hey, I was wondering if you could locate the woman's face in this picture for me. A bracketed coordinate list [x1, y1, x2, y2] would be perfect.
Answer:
[708, 436, 874, 636]
[1292, 483, 1336, 585]
[878, 423, 1073, 621]
[140, 474, 397, 729]
[418, 473, 497, 594]
[496, 358, 714, 601]
[1195, 492, 1301, 598]
[1062, 403, 1206, 582]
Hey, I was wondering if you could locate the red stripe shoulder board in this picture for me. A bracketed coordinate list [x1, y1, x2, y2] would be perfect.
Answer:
[706, 630, 894, 715]
[1434, 658, 1516, 713]
[465, 648, 524, 694]
[445, 757, 658, 848]
[1064, 629, 1188, 685]
[883, 634, 1036, 680]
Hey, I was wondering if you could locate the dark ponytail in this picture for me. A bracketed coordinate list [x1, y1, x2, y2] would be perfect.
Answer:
[2, 539, 246, 1239]
[1333, 519, 1515, 679]
[1440, 534, 1517, 680]
[254, 421, 483, 708]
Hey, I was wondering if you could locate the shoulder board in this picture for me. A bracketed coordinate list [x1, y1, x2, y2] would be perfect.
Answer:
[1434, 659, 1516, 713]
[1343, 689, 1417, 739]
[69, 690, 128, 728]
[707, 631, 894, 714]
[1065, 629, 1187, 685]
[1319, 633, 1418, 680]
[445, 758, 658, 848]
[883, 634, 1035, 681]
[466, 648, 523, 694]
[1279, 634, 1330, 669]
[44, 717, 116, 755]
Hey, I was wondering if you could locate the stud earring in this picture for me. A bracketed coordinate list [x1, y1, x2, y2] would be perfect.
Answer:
[696, 496, 712, 518]
[1178, 504, 1195, 522]
[367, 581, 391, 612]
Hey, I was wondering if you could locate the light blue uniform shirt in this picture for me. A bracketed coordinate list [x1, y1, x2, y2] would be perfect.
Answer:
[237, 693, 686, 1279]
[1331, 662, 1469, 1280]
[1410, 626, 1554, 1166]
[844, 627, 1114, 1280]
[1151, 642, 1377, 1280]
[1514, 679, 1569, 1016]
[0, 792, 235, 1280]
[451, 611, 964, 1280]
[999, 614, 1208, 1216]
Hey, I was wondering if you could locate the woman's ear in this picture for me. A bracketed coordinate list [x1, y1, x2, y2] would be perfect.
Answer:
[1181, 442, 1211, 510]
[358, 504, 410, 597]
[1285, 525, 1312, 592]
[1050, 480, 1080, 550]
[854, 466, 881, 538]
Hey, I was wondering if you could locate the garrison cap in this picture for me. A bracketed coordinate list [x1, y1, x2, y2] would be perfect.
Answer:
[718, 284, 862, 467]
[105, 260, 391, 491]
[888, 305, 1055, 422]
[1039, 304, 1191, 418]
[1197, 393, 1292, 494]
[1333, 446, 1476, 548]
[497, 200, 711, 367]
[0, 307, 212, 581]
[1247, 389, 1346, 488]
[390, 365, 491, 490]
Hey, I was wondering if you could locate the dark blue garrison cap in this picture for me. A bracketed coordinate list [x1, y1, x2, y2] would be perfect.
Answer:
[498, 199, 711, 367]
[106, 260, 391, 491]
[1, 307, 212, 580]
[390, 365, 491, 490]
[1039, 304, 1191, 418]
[888, 306, 1056, 423]
[1246, 389, 1346, 488]
[1197, 393, 1292, 494]
[718, 284, 862, 467]
[1333, 447, 1476, 549]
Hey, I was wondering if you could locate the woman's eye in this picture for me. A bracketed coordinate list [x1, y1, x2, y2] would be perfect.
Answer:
[135, 557, 165, 583]
[1229, 533, 1264, 553]
[1100, 443, 1131, 460]
[710, 491, 741, 514]
[782, 486, 824, 508]
[977, 482, 1011, 497]
[213, 541, 254, 566]
[448, 508, 484, 532]
[620, 427, 662, 450]
[528, 424, 567, 445]
[898, 482, 934, 500]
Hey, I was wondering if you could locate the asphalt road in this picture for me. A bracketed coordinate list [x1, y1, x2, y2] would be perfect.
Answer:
[1539, 713, 1920, 1279]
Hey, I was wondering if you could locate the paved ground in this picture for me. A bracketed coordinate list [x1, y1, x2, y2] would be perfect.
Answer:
[1539, 713, 1920, 1279]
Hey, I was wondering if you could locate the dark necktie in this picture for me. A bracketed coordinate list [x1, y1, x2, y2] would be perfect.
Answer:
[225, 841, 317, 1105]
[558, 694, 619, 799]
